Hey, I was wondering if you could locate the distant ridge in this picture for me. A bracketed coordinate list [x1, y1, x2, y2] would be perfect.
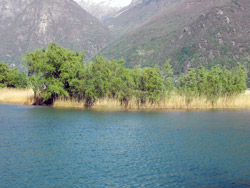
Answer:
[101, 0, 250, 78]
[0, 0, 113, 66]
[106, 0, 178, 38]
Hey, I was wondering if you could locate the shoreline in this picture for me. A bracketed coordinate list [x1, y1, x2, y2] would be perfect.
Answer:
[0, 88, 35, 105]
[1, 102, 250, 113]
[1, 88, 250, 111]
[1, 100, 250, 111]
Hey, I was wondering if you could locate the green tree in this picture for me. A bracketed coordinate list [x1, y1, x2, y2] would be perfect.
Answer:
[178, 68, 198, 104]
[83, 56, 112, 107]
[107, 59, 135, 106]
[0, 62, 11, 88]
[141, 67, 164, 103]
[233, 64, 247, 94]
[131, 65, 146, 104]
[194, 66, 208, 96]
[0, 62, 28, 88]
[206, 66, 223, 105]
[24, 42, 85, 104]
[162, 59, 175, 96]
[8, 69, 29, 88]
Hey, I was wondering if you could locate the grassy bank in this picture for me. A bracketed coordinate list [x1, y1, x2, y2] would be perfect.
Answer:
[0, 88, 34, 105]
[54, 91, 250, 110]
[1, 88, 250, 110]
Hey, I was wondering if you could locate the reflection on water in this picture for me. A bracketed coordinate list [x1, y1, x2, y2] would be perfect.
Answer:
[0, 104, 249, 187]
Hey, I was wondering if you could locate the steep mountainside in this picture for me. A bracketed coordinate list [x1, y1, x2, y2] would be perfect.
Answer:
[102, 0, 250, 75]
[106, 0, 178, 37]
[74, 0, 121, 22]
[0, 0, 113, 66]
[0, 0, 33, 30]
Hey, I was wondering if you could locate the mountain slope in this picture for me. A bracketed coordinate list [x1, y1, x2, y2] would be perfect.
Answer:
[0, 0, 33, 30]
[106, 0, 178, 38]
[0, 0, 113, 66]
[101, 0, 249, 75]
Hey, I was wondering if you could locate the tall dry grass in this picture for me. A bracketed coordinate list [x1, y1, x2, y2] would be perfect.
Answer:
[0, 88, 34, 105]
[53, 92, 250, 110]
[53, 98, 85, 109]
[245, 89, 250, 95]
[1, 88, 249, 109]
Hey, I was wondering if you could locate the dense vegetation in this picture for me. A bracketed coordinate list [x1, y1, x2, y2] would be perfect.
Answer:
[0, 62, 29, 88]
[1, 43, 248, 107]
[178, 65, 247, 105]
[102, 0, 250, 84]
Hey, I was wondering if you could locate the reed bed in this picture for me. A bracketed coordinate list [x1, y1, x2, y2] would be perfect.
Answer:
[1, 88, 250, 109]
[53, 98, 85, 109]
[54, 93, 250, 110]
[0, 88, 34, 105]
[245, 89, 250, 95]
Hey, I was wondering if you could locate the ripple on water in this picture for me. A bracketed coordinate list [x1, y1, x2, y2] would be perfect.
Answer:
[0, 104, 249, 187]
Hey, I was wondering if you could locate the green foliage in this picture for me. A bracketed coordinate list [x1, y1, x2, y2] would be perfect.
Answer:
[141, 67, 164, 102]
[176, 45, 197, 65]
[162, 59, 175, 96]
[179, 68, 199, 104]
[108, 59, 135, 105]
[233, 64, 247, 93]
[206, 66, 224, 104]
[178, 65, 247, 105]
[0, 62, 28, 88]
[19, 43, 247, 107]
[0, 62, 10, 88]
[23, 42, 85, 104]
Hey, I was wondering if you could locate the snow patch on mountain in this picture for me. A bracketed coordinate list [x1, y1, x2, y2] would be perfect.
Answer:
[75, 0, 132, 8]
[74, 0, 132, 21]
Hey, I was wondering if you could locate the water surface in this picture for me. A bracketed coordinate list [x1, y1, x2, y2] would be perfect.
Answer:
[0, 104, 249, 187]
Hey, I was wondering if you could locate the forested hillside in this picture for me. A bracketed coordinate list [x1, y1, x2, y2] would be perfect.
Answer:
[102, 0, 250, 84]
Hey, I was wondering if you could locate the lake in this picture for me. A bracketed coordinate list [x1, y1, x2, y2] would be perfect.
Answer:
[0, 104, 249, 187]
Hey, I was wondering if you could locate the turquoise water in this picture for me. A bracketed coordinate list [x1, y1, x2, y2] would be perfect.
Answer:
[0, 104, 249, 187]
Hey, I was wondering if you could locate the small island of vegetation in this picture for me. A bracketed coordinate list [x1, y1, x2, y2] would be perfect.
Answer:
[0, 43, 249, 109]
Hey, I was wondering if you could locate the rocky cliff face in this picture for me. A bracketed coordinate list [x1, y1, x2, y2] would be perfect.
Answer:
[0, 0, 113, 66]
